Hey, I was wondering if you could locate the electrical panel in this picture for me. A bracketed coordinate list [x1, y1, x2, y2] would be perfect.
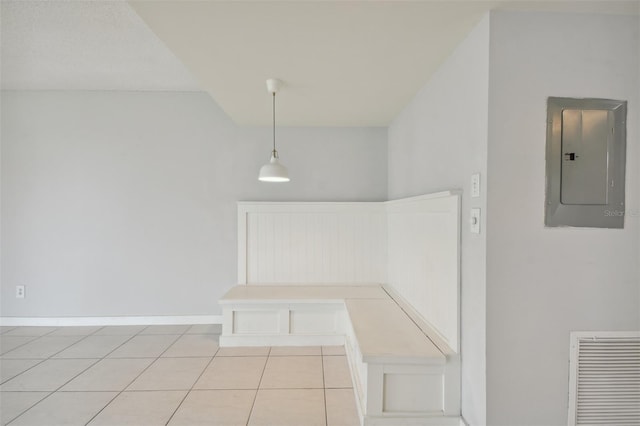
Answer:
[545, 97, 627, 228]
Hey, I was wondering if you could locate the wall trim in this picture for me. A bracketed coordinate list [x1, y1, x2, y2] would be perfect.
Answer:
[0, 315, 222, 327]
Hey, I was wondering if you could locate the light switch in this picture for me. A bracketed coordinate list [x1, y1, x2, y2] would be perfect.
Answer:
[471, 173, 480, 198]
[470, 208, 481, 234]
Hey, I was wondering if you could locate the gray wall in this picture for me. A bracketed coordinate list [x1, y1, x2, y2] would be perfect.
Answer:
[0, 90, 387, 317]
[388, 15, 490, 426]
[486, 11, 640, 425]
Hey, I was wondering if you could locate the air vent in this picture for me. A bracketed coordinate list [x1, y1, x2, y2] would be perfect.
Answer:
[568, 332, 640, 425]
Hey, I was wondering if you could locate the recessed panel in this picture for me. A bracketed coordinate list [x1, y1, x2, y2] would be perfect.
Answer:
[382, 373, 443, 413]
[233, 311, 279, 334]
[290, 309, 338, 334]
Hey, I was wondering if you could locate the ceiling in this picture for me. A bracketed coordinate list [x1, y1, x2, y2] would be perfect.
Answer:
[0, 1, 199, 92]
[2, 1, 639, 126]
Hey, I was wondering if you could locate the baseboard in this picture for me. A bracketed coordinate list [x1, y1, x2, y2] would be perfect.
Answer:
[0, 315, 223, 327]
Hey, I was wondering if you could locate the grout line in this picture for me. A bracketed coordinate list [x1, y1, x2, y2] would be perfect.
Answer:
[90, 326, 106, 336]
[163, 347, 219, 425]
[0, 326, 18, 335]
[82, 345, 173, 425]
[5, 357, 102, 425]
[46, 386, 342, 392]
[83, 330, 189, 425]
[1, 329, 357, 426]
[0, 330, 54, 356]
[1, 327, 225, 426]
[3, 391, 53, 426]
[1, 328, 103, 387]
[0, 358, 48, 385]
[321, 350, 328, 426]
[44, 332, 102, 359]
[245, 346, 271, 426]
[90, 333, 141, 359]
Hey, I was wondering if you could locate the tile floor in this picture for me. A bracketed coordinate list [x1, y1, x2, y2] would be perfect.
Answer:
[0, 325, 360, 426]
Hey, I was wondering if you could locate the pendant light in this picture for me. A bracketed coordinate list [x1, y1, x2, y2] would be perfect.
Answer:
[258, 78, 290, 182]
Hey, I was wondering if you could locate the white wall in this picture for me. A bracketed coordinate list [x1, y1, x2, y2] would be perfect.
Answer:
[0, 90, 387, 318]
[486, 11, 640, 426]
[388, 15, 490, 426]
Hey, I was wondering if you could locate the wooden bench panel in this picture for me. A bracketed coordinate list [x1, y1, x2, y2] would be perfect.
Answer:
[220, 284, 388, 302]
[219, 284, 460, 425]
[345, 299, 444, 364]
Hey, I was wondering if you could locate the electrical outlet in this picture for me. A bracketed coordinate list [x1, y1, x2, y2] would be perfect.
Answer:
[16, 285, 25, 299]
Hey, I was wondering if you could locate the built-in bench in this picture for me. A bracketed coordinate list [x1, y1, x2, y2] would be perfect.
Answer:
[219, 284, 460, 426]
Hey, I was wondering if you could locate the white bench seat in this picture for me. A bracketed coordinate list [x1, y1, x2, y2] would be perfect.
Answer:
[219, 284, 460, 425]
[221, 284, 389, 302]
[345, 299, 444, 364]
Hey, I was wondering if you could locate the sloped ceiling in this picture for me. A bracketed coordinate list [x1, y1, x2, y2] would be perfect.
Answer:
[129, 1, 493, 126]
[0, 1, 199, 92]
[2, 1, 638, 126]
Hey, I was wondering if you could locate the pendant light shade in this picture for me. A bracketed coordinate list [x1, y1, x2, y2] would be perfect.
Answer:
[259, 152, 289, 182]
[258, 78, 290, 182]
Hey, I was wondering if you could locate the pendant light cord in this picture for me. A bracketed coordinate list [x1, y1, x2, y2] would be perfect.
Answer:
[272, 92, 277, 156]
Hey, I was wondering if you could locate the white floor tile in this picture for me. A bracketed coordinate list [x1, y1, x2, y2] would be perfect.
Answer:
[1, 336, 84, 359]
[185, 324, 221, 335]
[194, 356, 266, 390]
[0, 358, 98, 391]
[140, 325, 190, 335]
[87, 390, 186, 426]
[248, 389, 325, 426]
[323, 355, 352, 388]
[269, 346, 322, 356]
[47, 326, 103, 336]
[326, 388, 360, 426]
[127, 357, 210, 390]
[323, 345, 346, 356]
[0, 327, 17, 335]
[9, 391, 117, 426]
[0, 359, 42, 384]
[0, 392, 49, 425]
[0, 336, 38, 355]
[162, 334, 219, 357]
[260, 356, 323, 389]
[2, 327, 58, 337]
[168, 389, 255, 426]
[107, 334, 179, 358]
[93, 325, 146, 335]
[61, 358, 154, 391]
[0, 326, 362, 426]
[216, 346, 270, 357]
[54, 335, 132, 359]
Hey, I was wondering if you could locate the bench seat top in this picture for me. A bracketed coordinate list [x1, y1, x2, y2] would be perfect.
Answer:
[220, 284, 444, 364]
[345, 299, 445, 364]
[220, 284, 388, 304]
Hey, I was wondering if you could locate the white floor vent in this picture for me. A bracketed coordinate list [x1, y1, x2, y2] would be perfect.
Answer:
[568, 332, 640, 425]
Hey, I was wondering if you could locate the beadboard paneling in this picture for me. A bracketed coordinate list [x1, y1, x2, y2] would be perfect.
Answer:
[238, 203, 386, 284]
[387, 193, 461, 352]
[237, 192, 460, 353]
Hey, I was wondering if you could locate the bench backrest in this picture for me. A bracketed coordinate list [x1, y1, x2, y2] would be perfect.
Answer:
[237, 191, 461, 353]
